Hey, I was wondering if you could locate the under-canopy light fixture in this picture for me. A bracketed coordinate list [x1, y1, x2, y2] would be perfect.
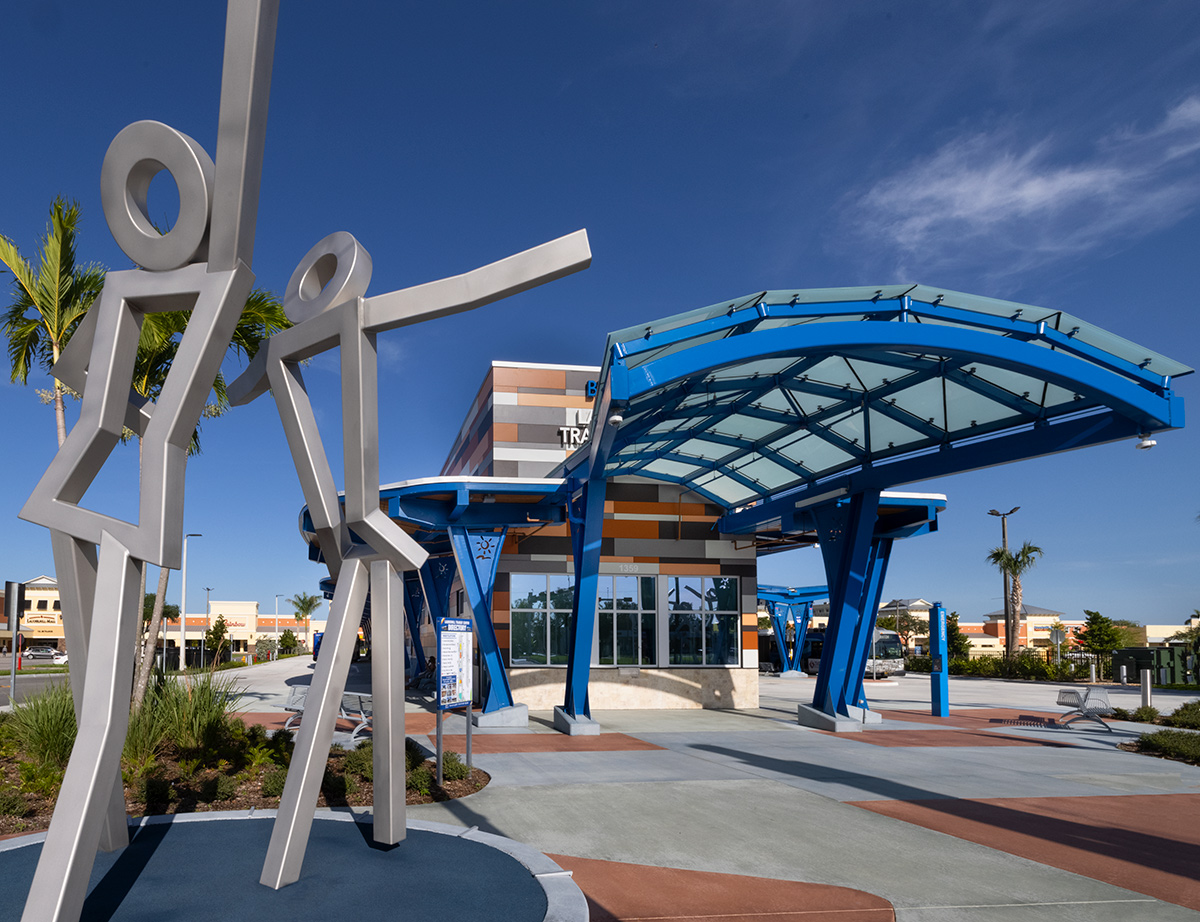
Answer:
[1135, 434, 1157, 450]
[608, 412, 624, 427]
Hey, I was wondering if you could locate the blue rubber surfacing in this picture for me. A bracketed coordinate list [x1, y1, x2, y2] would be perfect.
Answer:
[0, 820, 548, 922]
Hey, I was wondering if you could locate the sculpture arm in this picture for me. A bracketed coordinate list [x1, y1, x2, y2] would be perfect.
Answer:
[361, 229, 591, 333]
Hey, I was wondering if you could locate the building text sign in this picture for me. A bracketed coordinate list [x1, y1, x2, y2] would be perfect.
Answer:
[438, 617, 473, 710]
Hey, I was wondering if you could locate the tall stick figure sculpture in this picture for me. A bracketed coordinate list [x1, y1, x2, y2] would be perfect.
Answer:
[229, 227, 590, 888]
[17, 3, 279, 920]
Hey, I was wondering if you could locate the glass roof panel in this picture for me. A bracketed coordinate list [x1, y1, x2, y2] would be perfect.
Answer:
[942, 380, 1024, 432]
[826, 411, 867, 448]
[1041, 382, 1084, 410]
[795, 356, 865, 391]
[844, 357, 913, 390]
[767, 431, 856, 471]
[640, 458, 703, 480]
[734, 455, 803, 489]
[706, 357, 802, 381]
[749, 388, 794, 413]
[967, 365, 1051, 405]
[884, 376, 945, 428]
[690, 470, 757, 506]
[710, 412, 786, 441]
[866, 408, 931, 450]
[675, 438, 733, 460]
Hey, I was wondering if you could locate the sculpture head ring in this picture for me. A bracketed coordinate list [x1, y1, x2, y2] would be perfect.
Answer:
[100, 120, 214, 272]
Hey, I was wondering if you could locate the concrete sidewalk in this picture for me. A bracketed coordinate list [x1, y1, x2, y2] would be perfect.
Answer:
[228, 660, 1200, 920]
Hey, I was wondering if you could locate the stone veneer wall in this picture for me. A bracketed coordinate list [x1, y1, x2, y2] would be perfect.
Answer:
[509, 667, 758, 710]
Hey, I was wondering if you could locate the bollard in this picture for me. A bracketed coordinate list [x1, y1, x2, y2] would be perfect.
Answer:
[1141, 669, 1152, 709]
[1160, 667, 1169, 687]
[1119, 664, 1127, 685]
[1089, 663, 1097, 684]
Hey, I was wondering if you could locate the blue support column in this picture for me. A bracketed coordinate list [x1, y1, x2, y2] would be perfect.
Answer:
[557, 477, 606, 734]
[807, 491, 882, 723]
[928, 600, 949, 717]
[447, 528, 514, 715]
[794, 603, 811, 670]
[401, 570, 427, 680]
[851, 537, 895, 709]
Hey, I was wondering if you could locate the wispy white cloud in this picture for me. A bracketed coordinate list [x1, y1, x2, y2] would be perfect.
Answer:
[840, 94, 1200, 277]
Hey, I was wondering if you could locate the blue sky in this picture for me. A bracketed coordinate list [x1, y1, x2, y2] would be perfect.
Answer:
[2, 1, 1197, 626]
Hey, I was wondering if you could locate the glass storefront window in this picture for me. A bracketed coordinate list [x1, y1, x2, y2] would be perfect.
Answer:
[510, 574, 573, 667]
[669, 576, 739, 665]
[596, 575, 656, 666]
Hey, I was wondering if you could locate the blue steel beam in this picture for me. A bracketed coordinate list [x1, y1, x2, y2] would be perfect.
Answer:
[401, 570, 426, 679]
[620, 324, 1178, 433]
[448, 527, 512, 713]
[850, 536, 894, 710]
[810, 491, 882, 716]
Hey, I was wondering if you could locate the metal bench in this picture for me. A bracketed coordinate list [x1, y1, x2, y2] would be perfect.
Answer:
[280, 686, 373, 742]
[1056, 686, 1114, 731]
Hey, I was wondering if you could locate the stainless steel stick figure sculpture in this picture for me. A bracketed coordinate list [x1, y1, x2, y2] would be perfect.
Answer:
[229, 227, 590, 887]
[17, 3, 279, 920]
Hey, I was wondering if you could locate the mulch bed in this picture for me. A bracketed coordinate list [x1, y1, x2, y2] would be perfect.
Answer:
[0, 748, 489, 840]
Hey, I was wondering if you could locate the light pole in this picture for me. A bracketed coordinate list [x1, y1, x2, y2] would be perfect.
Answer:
[203, 587, 214, 666]
[988, 508, 1019, 656]
[180, 533, 201, 671]
[275, 593, 284, 660]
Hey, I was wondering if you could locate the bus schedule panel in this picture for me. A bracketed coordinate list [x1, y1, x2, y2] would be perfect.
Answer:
[438, 617, 473, 710]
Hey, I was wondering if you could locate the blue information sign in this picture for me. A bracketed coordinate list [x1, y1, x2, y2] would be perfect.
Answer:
[438, 617, 473, 710]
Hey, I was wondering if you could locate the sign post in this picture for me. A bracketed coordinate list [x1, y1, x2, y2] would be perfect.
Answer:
[435, 617, 473, 784]
[5, 582, 25, 702]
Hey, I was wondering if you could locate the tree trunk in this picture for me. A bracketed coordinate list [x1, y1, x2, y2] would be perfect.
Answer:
[1009, 576, 1023, 654]
[132, 566, 171, 709]
[135, 561, 148, 671]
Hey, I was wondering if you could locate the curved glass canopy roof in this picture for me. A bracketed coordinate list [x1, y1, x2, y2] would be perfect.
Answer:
[571, 284, 1188, 511]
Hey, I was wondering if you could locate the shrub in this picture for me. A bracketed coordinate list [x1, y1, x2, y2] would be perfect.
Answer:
[202, 773, 239, 802]
[123, 702, 167, 775]
[405, 737, 427, 772]
[10, 681, 77, 769]
[1165, 700, 1200, 730]
[1112, 707, 1131, 721]
[18, 761, 62, 798]
[142, 774, 173, 808]
[0, 790, 29, 817]
[261, 767, 288, 797]
[1139, 729, 1200, 764]
[157, 672, 242, 755]
[441, 750, 469, 782]
[407, 765, 433, 796]
[344, 742, 373, 781]
[1132, 705, 1160, 723]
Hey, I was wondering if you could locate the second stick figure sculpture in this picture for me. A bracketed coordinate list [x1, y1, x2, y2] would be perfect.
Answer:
[229, 227, 590, 888]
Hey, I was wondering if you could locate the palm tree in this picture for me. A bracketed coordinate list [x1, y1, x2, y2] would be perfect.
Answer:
[288, 592, 324, 651]
[986, 541, 1044, 656]
[1, 198, 105, 447]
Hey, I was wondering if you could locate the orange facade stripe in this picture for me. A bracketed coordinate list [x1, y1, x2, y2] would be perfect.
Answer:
[742, 632, 758, 651]
[493, 422, 519, 442]
[658, 562, 721, 575]
[518, 393, 593, 409]
[493, 366, 567, 390]
[603, 519, 659, 539]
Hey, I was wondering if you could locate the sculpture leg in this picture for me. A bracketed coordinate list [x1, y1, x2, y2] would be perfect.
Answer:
[49, 530, 130, 853]
[261, 558, 368, 889]
[21, 532, 140, 922]
[370, 559, 405, 844]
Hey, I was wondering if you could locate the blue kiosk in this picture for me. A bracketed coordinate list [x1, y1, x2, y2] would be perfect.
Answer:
[305, 283, 1186, 733]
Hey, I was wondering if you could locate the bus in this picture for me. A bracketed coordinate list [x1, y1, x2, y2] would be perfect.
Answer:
[800, 629, 906, 677]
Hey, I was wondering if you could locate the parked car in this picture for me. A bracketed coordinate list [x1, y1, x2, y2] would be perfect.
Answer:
[22, 646, 60, 660]
[53, 652, 69, 665]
